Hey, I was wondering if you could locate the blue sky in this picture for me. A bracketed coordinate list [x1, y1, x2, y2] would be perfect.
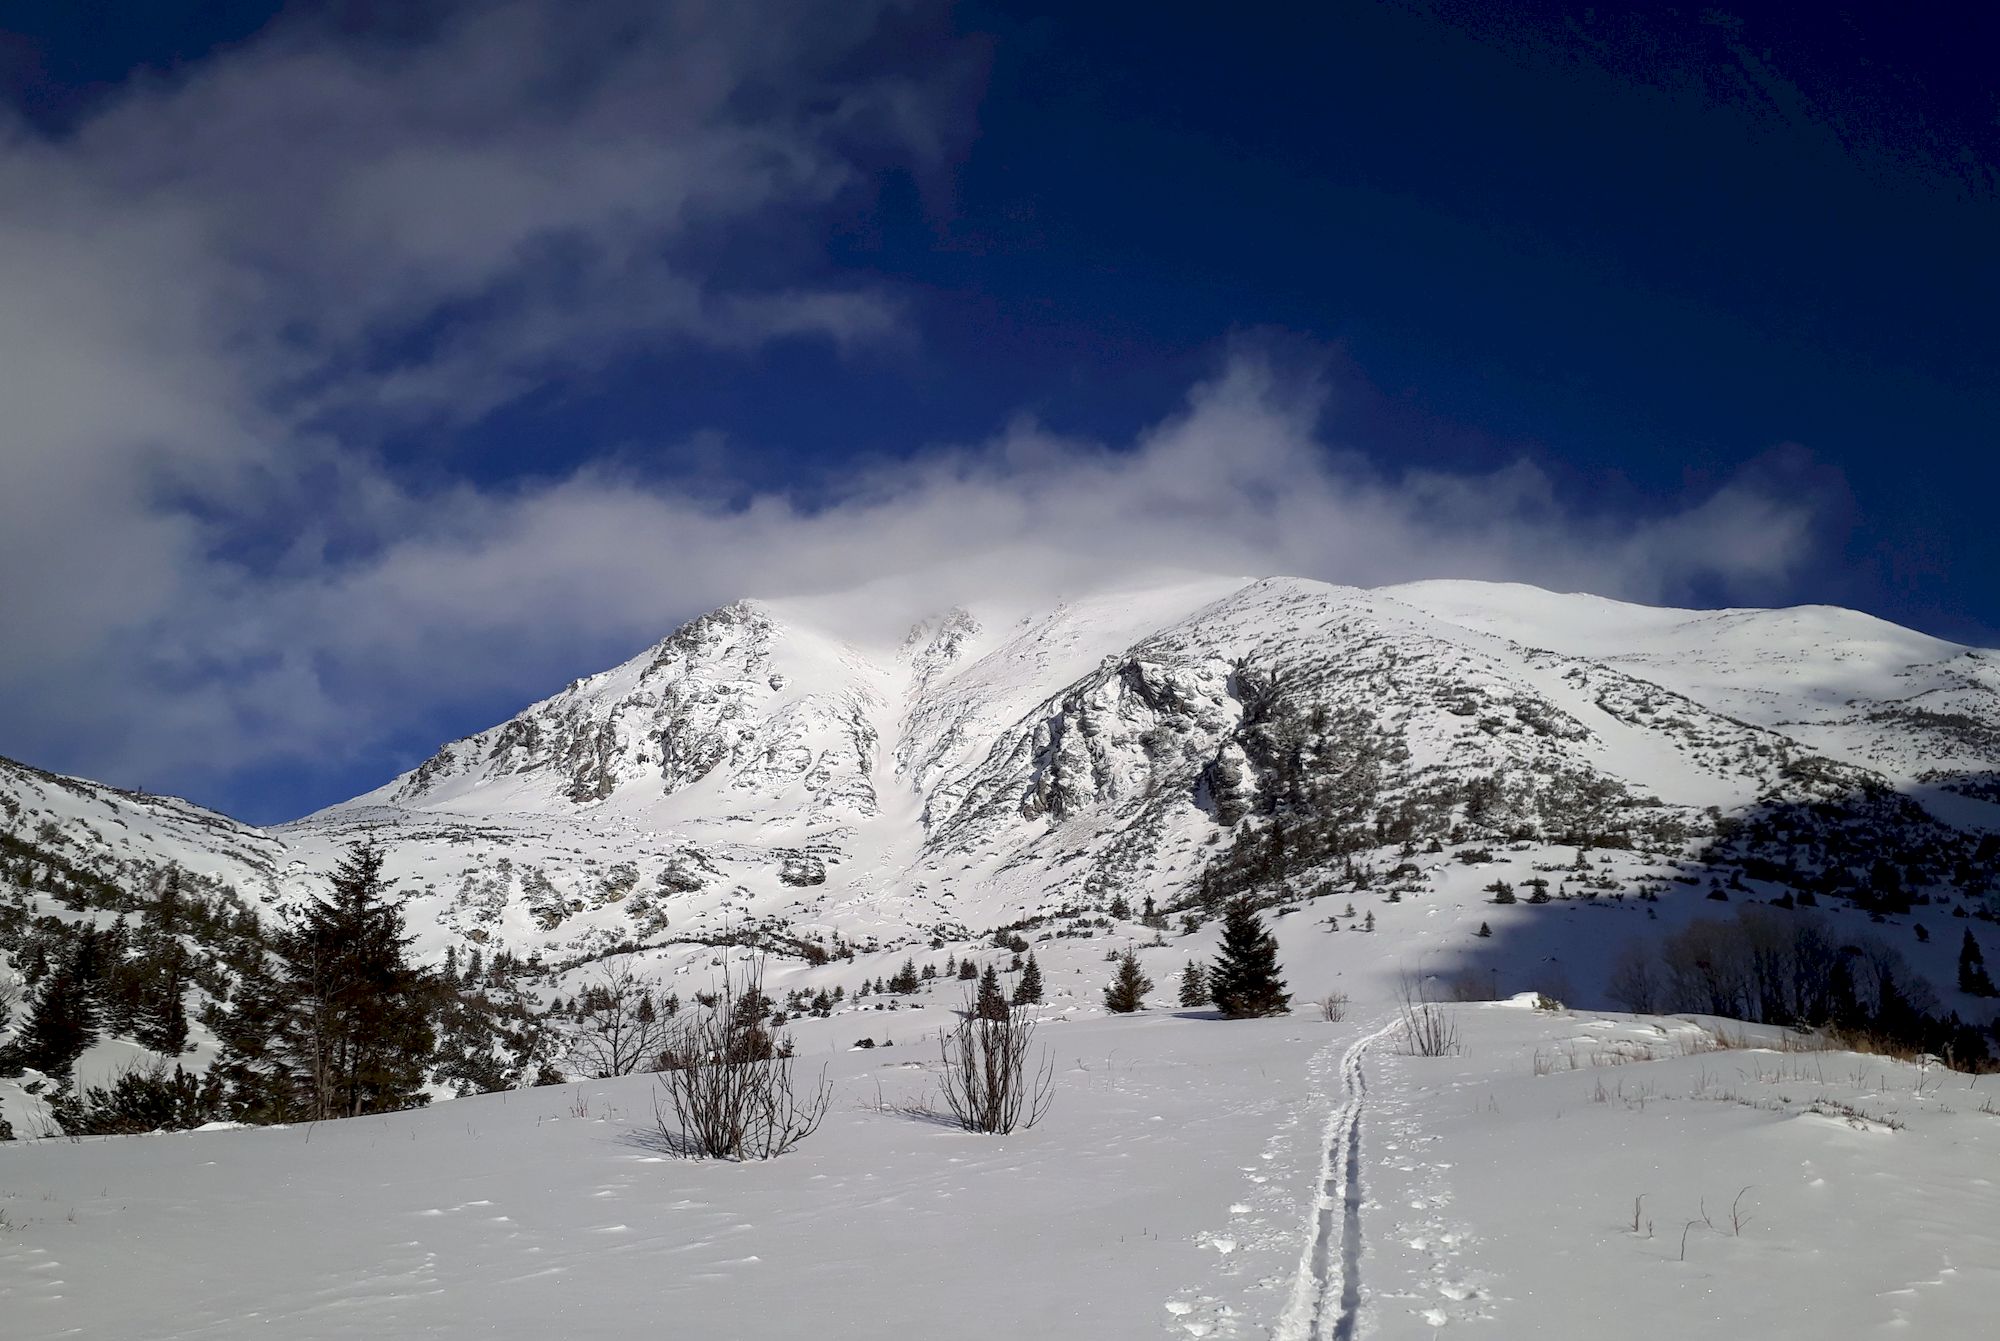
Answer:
[0, 1, 1993, 822]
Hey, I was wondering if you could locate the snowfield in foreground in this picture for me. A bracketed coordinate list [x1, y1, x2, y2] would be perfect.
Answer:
[5, 997, 1996, 1340]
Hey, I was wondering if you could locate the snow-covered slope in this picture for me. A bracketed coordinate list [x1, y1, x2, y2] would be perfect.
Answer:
[1386, 579, 2000, 783]
[7, 573, 2000, 979]
[0, 753, 285, 901]
[5, 994, 1994, 1340]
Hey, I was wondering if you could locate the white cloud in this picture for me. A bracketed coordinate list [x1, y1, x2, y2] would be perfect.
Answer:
[143, 353, 1826, 784]
[0, 0, 968, 790]
[0, 5, 1834, 810]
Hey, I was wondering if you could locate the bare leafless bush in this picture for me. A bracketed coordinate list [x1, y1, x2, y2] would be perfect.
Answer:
[559, 962, 677, 1079]
[937, 996, 1054, 1134]
[1729, 1186, 1754, 1236]
[1318, 992, 1349, 1023]
[653, 961, 831, 1160]
[1397, 975, 1460, 1057]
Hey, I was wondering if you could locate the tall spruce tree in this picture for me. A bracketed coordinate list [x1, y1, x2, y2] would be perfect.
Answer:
[241, 844, 436, 1120]
[135, 867, 191, 1055]
[1178, 960, 1210, 1007]
[1959, 929, 1996, 996]
[1209, 898, 1291, 1018]
[296, 844, 434, 1120]
[1013, 953, 1044, 1006]
[1104, 949, 1152, 1013]
[135, 971, 190, 1056]
[17, 926, 102, 1076]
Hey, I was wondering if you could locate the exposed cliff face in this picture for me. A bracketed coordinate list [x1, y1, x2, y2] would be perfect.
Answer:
[8, 575, 2000, 970]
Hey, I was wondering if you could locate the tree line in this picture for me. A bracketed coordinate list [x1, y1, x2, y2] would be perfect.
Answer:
[1606, 905, 1994, 1067]
[2, 845, 550, 1136]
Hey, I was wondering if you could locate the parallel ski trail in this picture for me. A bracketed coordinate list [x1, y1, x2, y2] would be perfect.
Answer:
[1277, 1019, 1400, 1341]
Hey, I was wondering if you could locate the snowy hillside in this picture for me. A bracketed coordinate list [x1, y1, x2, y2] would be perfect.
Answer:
[0, 754, 284, 901]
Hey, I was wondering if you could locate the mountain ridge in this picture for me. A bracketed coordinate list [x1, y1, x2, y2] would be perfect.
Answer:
[3, 574, 1997, 979]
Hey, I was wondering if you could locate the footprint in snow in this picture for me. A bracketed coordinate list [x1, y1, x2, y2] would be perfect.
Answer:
[1161, 1294, 1234, 1339]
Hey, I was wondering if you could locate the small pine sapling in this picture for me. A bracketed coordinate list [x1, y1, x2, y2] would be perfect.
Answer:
[1104, 950, 1152, 1014]
[1012, 953, 1045, 1006]
[975, 965, 1010, 1021]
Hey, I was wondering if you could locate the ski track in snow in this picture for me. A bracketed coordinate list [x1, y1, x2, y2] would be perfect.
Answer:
[1275, 1019, 1401, 1341]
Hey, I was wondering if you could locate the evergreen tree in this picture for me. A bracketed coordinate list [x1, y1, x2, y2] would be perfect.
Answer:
[99, 916, 145, 1036]
[1178, 960, 1210, 1007]
[724, 985, 784, 1063]
[958, 958, 979, 981]
[135, 970, 190, 1056]
[75, 1061, 225, 1135]
[17, 926, 102, 1076]
[1208, 898, 1291, 1018]
[1013, 953, 1044, 1006]
[305, 844, 434, 1117]
[1104, 949, 1152, 1013]
[150, 866, 183, 941]
[135, 868, 192, 1055]
[975, 965, 1010, 1021]
[1827, 952, 1864, 1031]
[225, 844, 436, 1121]
[1959, 929, 1996, 996]
[1475, 922, 1493, 939]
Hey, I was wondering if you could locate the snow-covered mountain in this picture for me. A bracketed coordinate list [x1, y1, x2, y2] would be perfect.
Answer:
[7, 574, 2000, 979]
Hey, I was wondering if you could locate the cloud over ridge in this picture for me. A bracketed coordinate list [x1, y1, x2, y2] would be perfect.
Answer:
[0, 2, 1833, 811]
